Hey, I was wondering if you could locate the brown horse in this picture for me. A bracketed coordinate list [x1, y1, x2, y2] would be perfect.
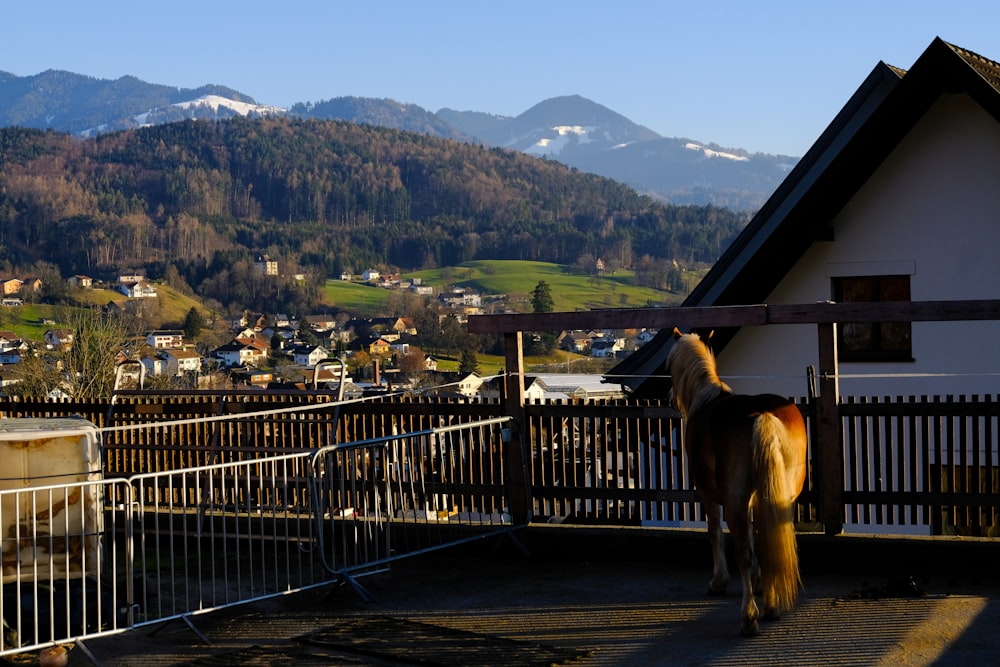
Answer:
[666, 328, 807, 636]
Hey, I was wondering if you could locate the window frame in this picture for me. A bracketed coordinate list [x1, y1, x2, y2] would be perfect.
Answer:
[832, 274, 913, 363]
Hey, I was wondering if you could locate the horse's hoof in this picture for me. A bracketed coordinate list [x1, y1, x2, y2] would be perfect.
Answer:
[707, 582, 727, 596]
[762, 607, 781, 621]
[740, 620, 760, 637]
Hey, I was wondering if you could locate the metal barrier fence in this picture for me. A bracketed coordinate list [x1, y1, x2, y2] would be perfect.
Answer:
[0, 477, 123, 655]
[310, 415, 517, 600]
[0, 414, 516, 659]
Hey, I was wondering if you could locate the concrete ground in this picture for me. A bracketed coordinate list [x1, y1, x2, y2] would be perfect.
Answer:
[42, 527, 1000, 666]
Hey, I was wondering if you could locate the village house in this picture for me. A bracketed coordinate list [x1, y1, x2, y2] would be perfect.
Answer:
[67, 275, 94, 289]
[423, 372, 484, 399]
[362, 269, 380, 282]
[369, 317, 410, 336]
[302, 314, 338, 332]
[377, 274, 401, 289]
[292, 344, 330, 368]
[524, 377, 555, 402]
[453, 373, 485, 397]
[559, 331, 595, 353]
[145, 330, 185, 349]
[589, 337, 625, 359]
[44, 329, 74, 351]
[162, 348, 202, 375]
[0, 349, 22, 365]
[230, 367, 274, 388]
[119, 281, 157, 298]
[367, 338, 391, 357]
[0, 331, 23, 353]
[21, 277, 42, 292]
[0, 279, 22, 295]
[254, 255, 278, 276]
[140, 354, 171, 377]
[213, 340, 268, 368]
[633, 329, 657, 345]
[611, 38, 1000, 399]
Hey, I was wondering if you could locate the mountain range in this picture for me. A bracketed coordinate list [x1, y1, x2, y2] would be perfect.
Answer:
[0, 69, 799, 211]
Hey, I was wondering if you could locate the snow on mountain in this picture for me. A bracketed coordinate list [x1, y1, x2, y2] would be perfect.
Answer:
[170, 94, 285, 117]
[81, 95, 285, 137]
[523, 125, 596, 157]
[683, 141, 749, 162]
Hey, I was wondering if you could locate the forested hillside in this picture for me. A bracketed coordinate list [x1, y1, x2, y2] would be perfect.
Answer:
[0, 117, 747, 313]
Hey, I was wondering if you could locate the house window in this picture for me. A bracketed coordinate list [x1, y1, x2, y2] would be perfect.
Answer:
[832, 275, 912, 362]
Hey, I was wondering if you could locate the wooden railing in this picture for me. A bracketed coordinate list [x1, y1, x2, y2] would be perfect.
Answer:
[1, 389, 996, 536]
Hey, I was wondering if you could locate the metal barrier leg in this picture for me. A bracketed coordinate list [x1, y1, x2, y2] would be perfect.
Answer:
[492, 529, 532, 557]
[337, 572, 382, 604]
[148, 614, 212, 645]
[73, 640, 103, 667]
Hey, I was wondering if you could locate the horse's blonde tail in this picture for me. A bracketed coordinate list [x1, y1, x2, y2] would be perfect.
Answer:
[753, 413, 801, 614]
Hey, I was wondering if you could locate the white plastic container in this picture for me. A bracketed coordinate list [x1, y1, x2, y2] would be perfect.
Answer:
[0, 417, 103, 584]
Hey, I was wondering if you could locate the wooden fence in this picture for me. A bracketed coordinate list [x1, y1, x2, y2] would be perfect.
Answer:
[468, 298, 1000, 534]
[0, 389, 995, 536]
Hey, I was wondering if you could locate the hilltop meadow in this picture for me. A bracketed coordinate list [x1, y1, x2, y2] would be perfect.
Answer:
[323, 260, 705, 315]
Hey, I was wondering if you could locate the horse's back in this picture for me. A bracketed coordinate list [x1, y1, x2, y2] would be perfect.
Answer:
[694, 393, 808, 497]
[705, 394, 804, 431]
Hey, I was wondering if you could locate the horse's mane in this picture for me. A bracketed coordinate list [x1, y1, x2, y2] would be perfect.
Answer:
[667, 333, 732, 417]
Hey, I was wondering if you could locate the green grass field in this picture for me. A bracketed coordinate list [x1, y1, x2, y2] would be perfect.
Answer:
[0, 284, 218, 345]
[324, 260, 697, 316]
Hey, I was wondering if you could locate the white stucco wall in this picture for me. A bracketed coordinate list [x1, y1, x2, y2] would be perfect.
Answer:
[718, 93, 1000, 398]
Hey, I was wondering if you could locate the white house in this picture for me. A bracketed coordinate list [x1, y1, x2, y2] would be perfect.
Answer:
[293, 345, 329, 367]
[612, 38, 1000, 400]
[140, 354, 171, 377]
[119, 281, 157, 298]
[590, 337, 624, 359]
[362, 268, 380, 282]
[163, 348, 202, 375]
[454, 373, 484, 397]
[214, 340, 267, 368]
[0, 331, 21, 352]
[145, 330, 184, 349]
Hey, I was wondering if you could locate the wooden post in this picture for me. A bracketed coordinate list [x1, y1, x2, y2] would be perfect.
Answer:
[502, 331, 532, 524]
[815, 322, 843, 535]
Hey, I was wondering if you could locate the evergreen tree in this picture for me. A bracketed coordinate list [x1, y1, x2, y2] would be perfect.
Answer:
[182, 307, 205, 340]
[458, 346, 480, 375]
[532, 280, 554, 313]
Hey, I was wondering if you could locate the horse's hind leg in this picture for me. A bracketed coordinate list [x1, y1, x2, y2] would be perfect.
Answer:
[727, 506, 760, 637]
[705, 503, 729, 595]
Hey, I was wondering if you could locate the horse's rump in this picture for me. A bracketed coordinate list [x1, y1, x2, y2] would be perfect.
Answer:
[666, 330, 806, 633]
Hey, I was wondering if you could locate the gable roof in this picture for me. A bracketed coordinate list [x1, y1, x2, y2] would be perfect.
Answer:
[609, 38, 1000, 397]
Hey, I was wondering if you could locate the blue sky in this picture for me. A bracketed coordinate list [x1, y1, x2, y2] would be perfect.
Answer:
[4, 1, 1000, 156]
